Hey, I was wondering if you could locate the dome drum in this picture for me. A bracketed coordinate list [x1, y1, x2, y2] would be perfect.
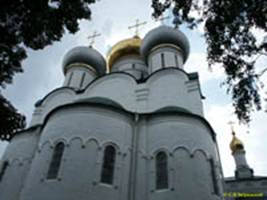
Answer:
[140, 26, 190, 67]
[62, 46, 106, 76]
[63, 64, 97, 89]
[107, 37, 144, 70]
[62, 46, 106, 89]
[147, 44, 185, 73]
[111, 55, 148, 80]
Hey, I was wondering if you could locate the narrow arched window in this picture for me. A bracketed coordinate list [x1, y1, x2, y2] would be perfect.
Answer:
[156, 151, 168, 190]
[100, 145, 116, 184]
[0, 161, 8, 182]
[79, 72, 86, 88]
[47, 142, 65, 180]
[161, 53, 165, 68]
[174, 54, 179, 67]
[67, 72, 73, 86]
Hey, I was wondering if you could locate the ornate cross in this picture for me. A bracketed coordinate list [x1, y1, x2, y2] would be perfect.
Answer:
[156, 15, 170, 25]
[128, 19, 147, 36]
[87, 31, 101, 47]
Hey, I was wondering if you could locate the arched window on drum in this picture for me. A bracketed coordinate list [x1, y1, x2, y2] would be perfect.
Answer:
[47, 142, 65, 180]
[100, 145, 116, 184]
[155, 151, 169, 190]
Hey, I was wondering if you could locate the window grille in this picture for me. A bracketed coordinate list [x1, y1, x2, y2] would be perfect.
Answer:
[100, 145, 116, 184]
[47, 142, 65, 180]
[156, 151, 168, 189]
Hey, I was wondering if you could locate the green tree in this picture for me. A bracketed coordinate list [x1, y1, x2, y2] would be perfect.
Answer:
[0, 0, 96, 140]
[152, 0, 267, 123]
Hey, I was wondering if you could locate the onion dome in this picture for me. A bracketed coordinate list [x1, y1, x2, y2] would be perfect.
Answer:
[140, 26, 190, 63]
[230, 131, 244, 154]
[62, 46, 106, 76]
[107, 36, 142, 71]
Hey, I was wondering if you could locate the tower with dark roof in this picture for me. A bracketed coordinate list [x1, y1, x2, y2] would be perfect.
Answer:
[224, 129, 267, 199]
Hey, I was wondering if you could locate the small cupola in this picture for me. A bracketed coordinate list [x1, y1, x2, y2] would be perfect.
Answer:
[229, 127, 254, 179]
[230, 130, 245, 154]
[107, 36, 148, 80]
[140, 25, 190, 73]
[62, 46, 106, 89]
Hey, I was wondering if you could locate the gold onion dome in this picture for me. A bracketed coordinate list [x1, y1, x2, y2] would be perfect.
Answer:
[230, 131, 244, 154]
[107, 36, 142, 71]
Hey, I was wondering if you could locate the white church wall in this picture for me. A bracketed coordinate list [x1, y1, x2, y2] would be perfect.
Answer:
[233, 150, 249, 168]
[224, 179, 267, 199]
[0, 160, 30, 200]
[0, 128, 40, 200]
[20, 105, 133, 200]
[19, 140, 55, 200]
[146, 69, 203, 116]
[30, 88, 76, 126]
[63, 66, 97, 89]
[134, 114, 223, 200]
[111, 56, 148, 80]
[172, 149, 216, 199]
[82, 69, 203, 115]
[148, 46, 184, 73]
[82, 73, 137, 111]
[185, 79, 204, 115]
[53, 138, 99, 200]
[30, 69, 204, 131]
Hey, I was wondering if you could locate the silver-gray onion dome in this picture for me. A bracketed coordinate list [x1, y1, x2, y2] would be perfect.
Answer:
[140, 26, 190, 63]
[62, 46, 106, 76]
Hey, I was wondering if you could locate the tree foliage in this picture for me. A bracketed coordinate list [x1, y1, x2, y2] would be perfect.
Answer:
[152, 0, 267, 123]
[0, 94, 26, 140]
[0, 0, 96, 140]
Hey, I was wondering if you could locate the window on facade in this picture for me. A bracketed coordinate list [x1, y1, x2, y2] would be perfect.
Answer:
[0, 161, 8, 182]
[156, 151, 168, 190]
[67, 72, 73, 86]
[161, 53, 165, 68]
[210, 158, 219, 195]
[100, 145, 116, 184]
[47, 142, 65, 180]
[79, 72, 86, 88]
[174, 54, 179, 68]
[140, 72, 144, 80]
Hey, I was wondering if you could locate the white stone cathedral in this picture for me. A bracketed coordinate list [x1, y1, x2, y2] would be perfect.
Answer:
[0, 25, 226, 200]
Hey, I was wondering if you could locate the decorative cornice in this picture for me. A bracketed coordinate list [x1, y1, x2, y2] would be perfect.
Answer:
[150, 43, 183, 54]
[64, 62, 97, 75]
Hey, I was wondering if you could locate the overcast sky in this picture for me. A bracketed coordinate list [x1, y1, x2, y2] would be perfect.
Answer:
[1, 0, 267, 178]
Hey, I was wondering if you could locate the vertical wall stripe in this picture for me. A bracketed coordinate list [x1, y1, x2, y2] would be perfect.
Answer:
[210, 158, 219, 195]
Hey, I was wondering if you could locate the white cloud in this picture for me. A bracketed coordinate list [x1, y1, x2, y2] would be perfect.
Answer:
[185, 52, 224, 84]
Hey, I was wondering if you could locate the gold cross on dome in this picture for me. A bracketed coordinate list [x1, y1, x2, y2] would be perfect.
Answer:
[128, 19, 147, 36]
[228, 121, 235, 135]
[156, 15, 170, 25]
[87, 31, 101, 47]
